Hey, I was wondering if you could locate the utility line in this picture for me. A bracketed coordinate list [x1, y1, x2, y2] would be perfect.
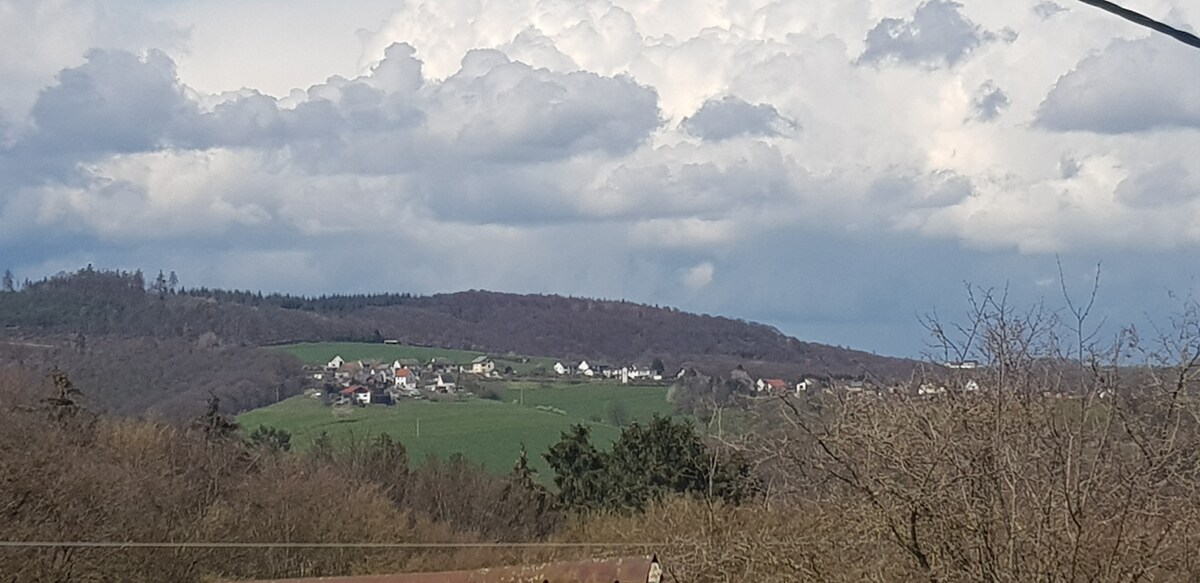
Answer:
[1076, 0, 1200, 50]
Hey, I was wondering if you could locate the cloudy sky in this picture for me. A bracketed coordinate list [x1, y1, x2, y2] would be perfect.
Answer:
[2, 0, 1200, 356]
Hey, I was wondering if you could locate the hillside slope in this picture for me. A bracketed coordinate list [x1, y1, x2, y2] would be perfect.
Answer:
[0, 269, 916, 414]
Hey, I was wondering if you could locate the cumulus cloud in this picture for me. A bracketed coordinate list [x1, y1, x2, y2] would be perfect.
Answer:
[681, 96, 796, 141]
[1037, 37, 1200, 133]
[26, 49, 193, 156]
[0, 0, 184, 123]
[859, 0, 1010, 68]
[6, 0, 1200, 356]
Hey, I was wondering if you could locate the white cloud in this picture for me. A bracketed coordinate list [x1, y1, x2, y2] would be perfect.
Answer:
[683, 262, 715, 289]
[859, 0, 1011, 68]
[0, 0, 184, 128]
[1037, 36, 1200, 133]
[4, 0, 1200, 355]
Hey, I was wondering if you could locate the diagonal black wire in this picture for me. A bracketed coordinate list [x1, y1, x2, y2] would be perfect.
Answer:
[1076, 0, 1200, 50]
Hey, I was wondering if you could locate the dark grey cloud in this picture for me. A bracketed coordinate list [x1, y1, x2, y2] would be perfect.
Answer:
[971, 81, 1010, 121]
[1032, 1, 1068, 20]
[858, 0, 1012, 68]
[25, 49, 194, 157]
[1037, 38, 1200, 133]
[681, 96, 796, 141]
[1115, 162, 1198, 208]
[3, 43, 660, 179]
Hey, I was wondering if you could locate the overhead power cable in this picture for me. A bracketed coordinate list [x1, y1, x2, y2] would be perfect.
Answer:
[1076, 0, 1200, 50]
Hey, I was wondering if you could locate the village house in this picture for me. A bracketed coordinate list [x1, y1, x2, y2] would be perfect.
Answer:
[842, 379, 869, 395]
[619, 366, 659, 384]
[427, 373, 457, 393]
[756, 378, 789, 395]
[428, 358, 456, 374]
[326, 355, 345, 370]
[553, 362, 568, 375]
[469, 356, 495, 375]
[945, 360, 980, 370]
[339, 385, 372, 406]
[393, 366, 419, 390]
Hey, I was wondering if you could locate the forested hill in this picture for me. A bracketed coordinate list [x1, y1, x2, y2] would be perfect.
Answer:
[0, 267, 916, 379]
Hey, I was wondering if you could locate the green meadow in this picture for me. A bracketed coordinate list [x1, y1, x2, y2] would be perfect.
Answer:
[237, 380, 674, 479]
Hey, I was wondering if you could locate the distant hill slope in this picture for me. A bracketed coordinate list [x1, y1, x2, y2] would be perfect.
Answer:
[0, 268, 917, 389]
[358, 291, 916, 378]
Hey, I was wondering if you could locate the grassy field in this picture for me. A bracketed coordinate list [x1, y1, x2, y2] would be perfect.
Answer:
[495, 380, 674, 425]
[273, 342, 559, 375]
[237, 380, 674, 479]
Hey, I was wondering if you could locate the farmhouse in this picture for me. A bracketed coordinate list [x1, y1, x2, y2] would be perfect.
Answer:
[469, 356, 495, 375]
[394, 366, 419, 390]
[756, 378, 789, 395]
[339, 385, 371, 405]
[427, 373, 457, 393]
[553, 362, 567, 375]
[620, 366, 661, 384]
[428, 358, 456, 373]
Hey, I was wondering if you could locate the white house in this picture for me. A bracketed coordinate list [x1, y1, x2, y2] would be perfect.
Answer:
[470, 356, 495, 375]
[429, 373, 457, 393]
[945, 360, 980, 370]
[795, 379, 817, 396]
[341, 386, 371, 405]
[553, 362, 568, 375]
[621, 366, 657, 384]
[756, 378, 789, 394]
[394, 366, 418, 390]
[578, 361, 593, 377]
[919, 383, 947, 397]
[327, 355, 345, 370]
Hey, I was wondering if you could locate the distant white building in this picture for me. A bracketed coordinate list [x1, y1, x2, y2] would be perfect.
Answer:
[469, 356, 495, 375]
[553, 362, 568, 375]
[578, 361, 594, 377]
[394, 366, 418, 390]
[327, 355, 345, 370]
[945, 360, 979, 370]
[429, 373, 457, 393]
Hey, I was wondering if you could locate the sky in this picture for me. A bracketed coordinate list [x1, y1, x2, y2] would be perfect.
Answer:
[2, 0, 1200, 357]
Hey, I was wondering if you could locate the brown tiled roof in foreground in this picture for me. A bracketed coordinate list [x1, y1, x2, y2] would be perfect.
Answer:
[236, 556, 658, 583]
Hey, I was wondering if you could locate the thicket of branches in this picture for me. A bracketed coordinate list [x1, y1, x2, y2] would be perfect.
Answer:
[0, 367, 576, 582]
[0, 366, 755, 582]
[570, 283, 1200, 582]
